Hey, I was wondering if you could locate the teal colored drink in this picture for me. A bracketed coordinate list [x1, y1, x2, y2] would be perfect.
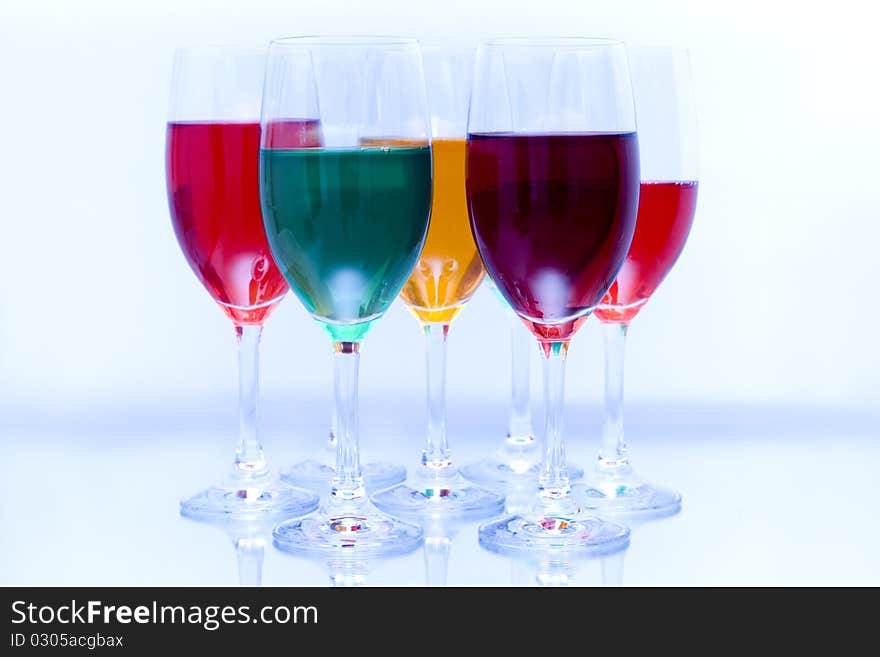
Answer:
[260, 146, 432, 341]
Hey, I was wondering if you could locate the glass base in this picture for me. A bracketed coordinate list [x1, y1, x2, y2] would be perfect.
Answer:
[371, 470, 505, 522]
[180, 472, 319, 523]
[281, 459, 405, 493]
[479, 495, 630, 557]
[461, 457, 584, 489]
[273, 500, 423, 559]
[577, 469, 681, 518]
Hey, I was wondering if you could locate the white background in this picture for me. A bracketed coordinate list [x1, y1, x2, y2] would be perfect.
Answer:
[0, 1, 877, 440]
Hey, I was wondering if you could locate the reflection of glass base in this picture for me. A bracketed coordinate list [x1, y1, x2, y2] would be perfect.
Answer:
[461, 457, 584, 489]
[371, 471, 505, 522]
[281, 459, 405, 494]
[577, 470, 681, 517]
[180, 472, 319, 523]
[273, 500, 423, 559]
[479, 496, 630, 558]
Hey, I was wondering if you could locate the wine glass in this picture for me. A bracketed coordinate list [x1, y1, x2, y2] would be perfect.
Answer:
[166, 47, 318, 520]
[468, 37, 635, 555]
[372, 47, 505, 521]
[579, 47, 699, 515]
[461, 279, 585, 486]
[261, 36, 429, 556]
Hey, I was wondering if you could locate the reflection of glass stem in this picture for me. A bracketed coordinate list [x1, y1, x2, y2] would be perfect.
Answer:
[534, 560, 575, 587]
[600, 551, 625, 586]
[504, 481, 536, 516]
[326, 560, 370, 587]
[509, 551, 626, 587]
[233, 535, 265, 587]
[423, 534, 453, 587]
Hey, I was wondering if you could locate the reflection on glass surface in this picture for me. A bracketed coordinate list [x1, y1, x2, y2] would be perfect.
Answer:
[487, 475, 671, 586]
[509, 552, 627, 587]
[325, 558, 371, 587]
[274, 536, 422, 587]
[422, 517, 463, 587]
[505, 488, 683, 586]
[181, 514, 277, 587]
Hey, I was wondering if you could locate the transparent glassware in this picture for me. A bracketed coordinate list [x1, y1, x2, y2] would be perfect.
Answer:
[461, 286, 584, 487]
[468, 37, 635, 555]
[372, 47, 505, 522]
[166, 47, 318, 521]
[260, 36, 428, 557]
[580, 47, 699, 516]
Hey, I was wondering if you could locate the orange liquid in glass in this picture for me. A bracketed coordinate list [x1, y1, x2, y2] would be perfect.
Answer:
[400, 139, 484, 324]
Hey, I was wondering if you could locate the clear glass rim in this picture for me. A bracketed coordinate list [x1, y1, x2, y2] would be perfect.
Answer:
[269, 35, 419, 48]
[479, 36, 624, 49]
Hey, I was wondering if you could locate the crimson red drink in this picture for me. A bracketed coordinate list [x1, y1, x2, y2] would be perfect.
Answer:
[595, 181, 697, 323]
[466, 132, 640, 344]
[165, 120, 321, 325]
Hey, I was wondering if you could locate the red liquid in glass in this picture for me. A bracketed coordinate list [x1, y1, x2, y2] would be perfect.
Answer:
[594, 181, 698, 324]
[165, 120, 321, 325]
[466, 132, 639, 344]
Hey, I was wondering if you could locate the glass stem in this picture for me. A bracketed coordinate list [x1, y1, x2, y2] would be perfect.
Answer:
[329, 341, 365, 503]
[421, 323, 453, 474]
[234, 325, 267, 477]
[538, 341, 571, 502]
[599, 323, 631, 472]
[507, 316, 535, 444]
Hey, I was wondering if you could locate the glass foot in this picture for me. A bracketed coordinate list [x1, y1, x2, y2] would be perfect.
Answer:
[479, 495, 630, 557]
[371, 471, 505, 522]
[577, 470, 681, 517]
[180, 473, 319, 523]
[281, 459, 405, 493]
[461, 457, 584, 489]
[273, 500, 423, 559]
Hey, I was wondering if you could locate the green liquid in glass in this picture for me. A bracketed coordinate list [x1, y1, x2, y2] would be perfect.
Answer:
[260, 146, 432, 342]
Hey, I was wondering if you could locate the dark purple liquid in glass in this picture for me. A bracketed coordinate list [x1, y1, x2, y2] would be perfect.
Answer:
[466, 132, 639, 343]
